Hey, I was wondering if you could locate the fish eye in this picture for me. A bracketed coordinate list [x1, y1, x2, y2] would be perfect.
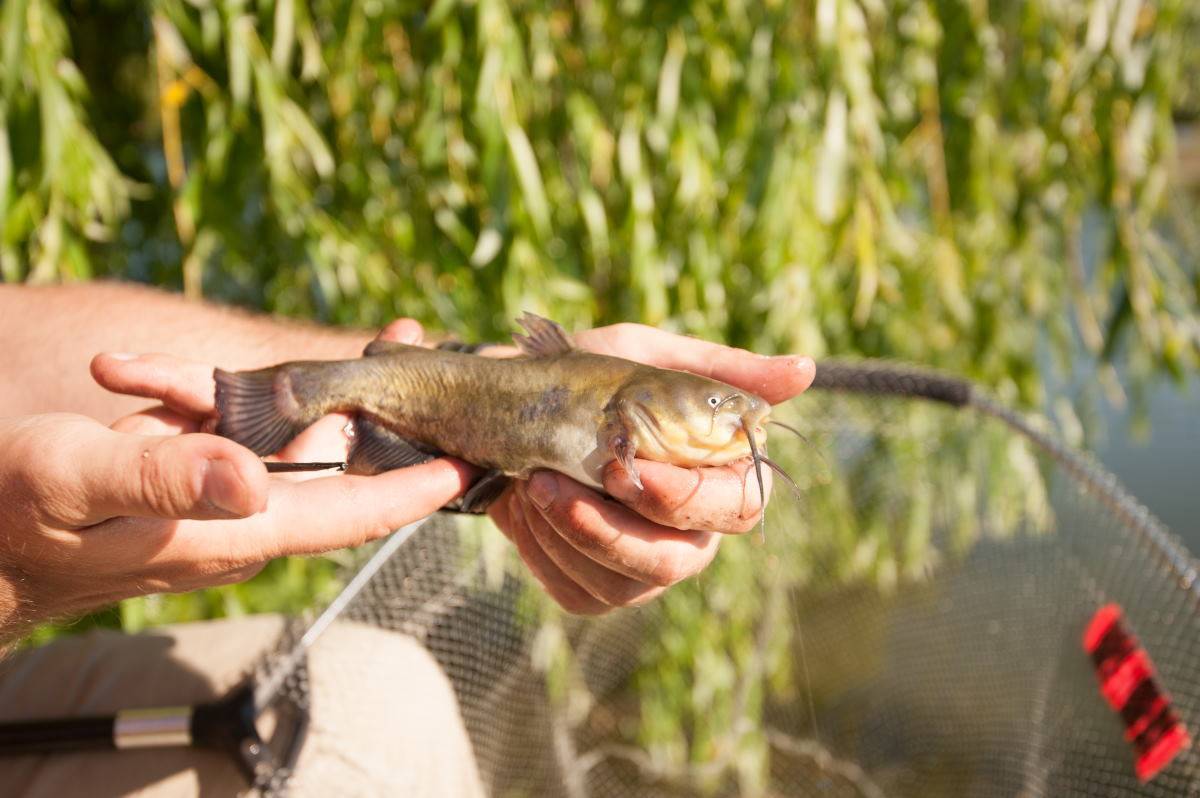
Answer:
[708, 395, 721, 407]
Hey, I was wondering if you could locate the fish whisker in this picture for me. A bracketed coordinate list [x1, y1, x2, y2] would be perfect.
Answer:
[768, 419, 830, 475]
[760, 455, 803, 501]
[768, 419, 809, 444]
[743, 421, 767, 543]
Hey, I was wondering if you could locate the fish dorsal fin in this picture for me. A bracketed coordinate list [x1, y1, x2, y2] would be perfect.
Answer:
[362, 339, 412, 357]
[513, 312, 574, 357]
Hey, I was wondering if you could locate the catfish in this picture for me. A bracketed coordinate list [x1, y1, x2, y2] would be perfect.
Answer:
[214, 314, 791, 529]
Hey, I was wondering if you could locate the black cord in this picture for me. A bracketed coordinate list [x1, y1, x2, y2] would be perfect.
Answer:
[810, 360, 972, 407]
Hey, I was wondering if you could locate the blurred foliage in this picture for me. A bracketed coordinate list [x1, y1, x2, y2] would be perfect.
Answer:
[2, 0, 1197, 389]
[3, 0, 1199, 791]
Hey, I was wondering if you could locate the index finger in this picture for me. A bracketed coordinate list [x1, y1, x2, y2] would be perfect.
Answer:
[575, 325, 815, 404]
[91, 353, 218, 417]
[221, 458, 479, 561]
[519, 471, 719, 587]
[90, 320, 426, 419]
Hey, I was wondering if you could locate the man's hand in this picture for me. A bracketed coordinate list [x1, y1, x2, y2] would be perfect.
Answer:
[90, 318, 814, 618]
[486, 323, 814, 614]
[0, 320, 475, 641]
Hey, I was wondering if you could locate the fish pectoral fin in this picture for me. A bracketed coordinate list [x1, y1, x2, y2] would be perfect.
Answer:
[610, 434, 643, 490]
[444, 469, 510, 515]
[345, 416, 442, 475]
[513, 312, 574, 357]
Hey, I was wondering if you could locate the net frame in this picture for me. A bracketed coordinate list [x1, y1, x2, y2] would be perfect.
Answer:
[1, 359, 1195, 797]
[249, 359, 1200, 796]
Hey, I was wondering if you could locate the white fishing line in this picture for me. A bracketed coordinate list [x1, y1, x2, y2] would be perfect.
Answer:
[253, 516, 432, 712]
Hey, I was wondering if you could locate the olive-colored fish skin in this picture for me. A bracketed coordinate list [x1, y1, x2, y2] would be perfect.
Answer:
[213, 315, 771, 502]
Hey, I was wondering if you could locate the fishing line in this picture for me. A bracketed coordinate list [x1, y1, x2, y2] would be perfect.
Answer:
[795, 611, 821, 744]
[751, 413, 820, 744]
[756, 415, 831, 750]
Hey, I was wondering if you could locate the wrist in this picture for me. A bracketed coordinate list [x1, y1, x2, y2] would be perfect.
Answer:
[237, 318, 374, 364]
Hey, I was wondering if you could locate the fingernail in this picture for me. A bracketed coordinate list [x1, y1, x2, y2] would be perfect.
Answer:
[386, 319, 423, 345]
[527, 472, 558, 511]
[108, 353, 139, 361]
[202, 459, 252, 517]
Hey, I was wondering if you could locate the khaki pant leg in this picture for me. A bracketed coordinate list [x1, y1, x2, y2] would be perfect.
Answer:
[0, 616, 485, 798]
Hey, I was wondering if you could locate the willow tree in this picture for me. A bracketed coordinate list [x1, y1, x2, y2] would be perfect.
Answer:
[3, 0, 1198, 785]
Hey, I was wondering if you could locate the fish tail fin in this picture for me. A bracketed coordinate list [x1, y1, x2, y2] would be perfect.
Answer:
[214, 365, 319, 456]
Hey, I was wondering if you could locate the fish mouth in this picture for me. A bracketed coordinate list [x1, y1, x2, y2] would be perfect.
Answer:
[620, 397, 769, 468]
[713, 394, 769, 444]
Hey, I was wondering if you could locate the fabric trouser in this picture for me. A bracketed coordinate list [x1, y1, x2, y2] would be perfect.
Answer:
[0, 615, 485, 797]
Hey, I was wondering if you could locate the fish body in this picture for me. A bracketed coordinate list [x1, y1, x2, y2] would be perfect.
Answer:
[214, 315, 771, 512]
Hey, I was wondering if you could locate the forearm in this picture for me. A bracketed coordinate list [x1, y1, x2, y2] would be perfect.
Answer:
[0, 282, 373, 422]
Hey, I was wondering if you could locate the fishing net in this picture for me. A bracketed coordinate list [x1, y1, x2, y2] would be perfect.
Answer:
[5, 361, 1196, 796]
[240, 360, 1200, 796]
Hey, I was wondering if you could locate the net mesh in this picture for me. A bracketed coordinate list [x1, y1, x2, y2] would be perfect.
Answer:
[264, 369, 1200, 797]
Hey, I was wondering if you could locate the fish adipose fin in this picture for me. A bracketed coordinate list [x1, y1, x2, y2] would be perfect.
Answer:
[445, 469, 510, 515]
[366, 338, 494, 357]
[214, 368, 311, 456]
[362, 339, 418, 357]
[513, 313, 574, 357]
[346, 416, 442, 475]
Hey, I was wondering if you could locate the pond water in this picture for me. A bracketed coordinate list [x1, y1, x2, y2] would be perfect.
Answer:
[1087, 375, 1200, 554]
[1051, 208, 1199, 555]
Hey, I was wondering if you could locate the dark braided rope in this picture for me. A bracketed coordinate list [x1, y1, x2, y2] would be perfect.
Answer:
[810, 359, 972, 407]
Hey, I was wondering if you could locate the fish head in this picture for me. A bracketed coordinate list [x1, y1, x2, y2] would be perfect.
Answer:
[610, 370, 770, 468]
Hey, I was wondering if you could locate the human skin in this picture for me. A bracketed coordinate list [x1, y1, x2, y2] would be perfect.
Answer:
[0, 283, 814, 638]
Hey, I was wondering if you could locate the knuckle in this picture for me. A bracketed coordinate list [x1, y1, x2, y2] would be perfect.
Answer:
[134, 576, 172, 597]
[563, 505, 591, 535]
[640, 490, 692, 527]
[733, 513, 762, 534]
[340, 517, 394, 552]
[609, 581, 660, 608]
[558, 592, 611, 616]
[210, 564, 264, 587]
[629, 586, 667, 607]
[171, 556, 263, 589]
[606, 323, 643, 354]
[139, 449, 192, 517]
[718, 503, 760, 534]
[559, 497, 597, 537]
[362, 520, 397, 545]
[648, 551, 689, 588]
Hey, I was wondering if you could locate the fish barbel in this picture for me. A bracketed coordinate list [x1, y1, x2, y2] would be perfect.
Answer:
[213, 314, 776, 519]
